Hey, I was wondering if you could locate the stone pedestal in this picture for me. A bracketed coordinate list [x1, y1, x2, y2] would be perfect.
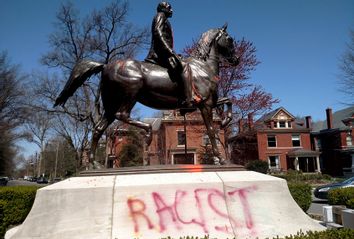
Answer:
[6, 167, 324, 239]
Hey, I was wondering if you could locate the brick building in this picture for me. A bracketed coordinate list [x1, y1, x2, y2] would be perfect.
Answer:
[230, 107, 321, 173]
[312, 107, 354, 176]
[106, 110, 226, 167]
[144, 110, 226, 165]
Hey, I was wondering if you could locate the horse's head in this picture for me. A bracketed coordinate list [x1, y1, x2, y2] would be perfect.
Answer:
[191, 24, 239, 66]
[215, 23, 238, 66]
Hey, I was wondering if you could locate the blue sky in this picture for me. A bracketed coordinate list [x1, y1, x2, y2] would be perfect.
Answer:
[1, 0, 354, 156]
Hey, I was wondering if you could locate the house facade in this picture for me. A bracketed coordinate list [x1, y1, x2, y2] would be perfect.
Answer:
[106, 110, 226, 167]
[230, 107, 321, 173]
[312, 107, 354, 176]
[145, 110, 226, 165]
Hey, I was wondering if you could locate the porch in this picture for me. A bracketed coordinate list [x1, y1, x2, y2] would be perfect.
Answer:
[287, 149, 321, 173]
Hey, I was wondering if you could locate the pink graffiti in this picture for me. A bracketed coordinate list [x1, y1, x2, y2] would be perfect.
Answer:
[126, 186, 257, 235]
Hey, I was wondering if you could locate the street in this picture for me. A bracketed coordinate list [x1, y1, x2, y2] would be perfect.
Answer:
[6, 179, 45, 187]
[307, 190, 329, 216]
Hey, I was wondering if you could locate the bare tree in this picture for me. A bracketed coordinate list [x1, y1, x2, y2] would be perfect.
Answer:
[339, 29, 354, 104]
[0, 51, 27, 175]
[24, 111, 53, 177]
[35, 1, 148, 168]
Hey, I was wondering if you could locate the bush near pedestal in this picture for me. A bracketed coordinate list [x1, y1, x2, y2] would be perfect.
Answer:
[0, 186, 38, 238]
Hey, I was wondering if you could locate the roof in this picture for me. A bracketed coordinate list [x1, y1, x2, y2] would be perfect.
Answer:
[254, 107, 308, 131]
[312, 106, 354, 132]
[143, 118, 162, 131]
[287, 149, 321, 157]
[256, 107, 295, 123]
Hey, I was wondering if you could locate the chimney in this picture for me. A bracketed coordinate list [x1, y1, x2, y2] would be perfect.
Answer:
[248, 113, 254, 129]
[326, 108, 333, 129]
[238, 119, 244, 133]
[305, 116, 312, 129]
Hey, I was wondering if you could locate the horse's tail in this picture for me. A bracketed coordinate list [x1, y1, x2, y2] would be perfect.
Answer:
[54, 60, 104, 107]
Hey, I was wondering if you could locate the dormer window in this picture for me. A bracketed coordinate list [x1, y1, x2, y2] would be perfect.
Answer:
[279, 121, 286, 128]
[275, 121, 292, 128]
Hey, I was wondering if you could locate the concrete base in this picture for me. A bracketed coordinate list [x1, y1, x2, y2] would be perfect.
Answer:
[6, 170, 324, 239]
[342, 209, 354, 229]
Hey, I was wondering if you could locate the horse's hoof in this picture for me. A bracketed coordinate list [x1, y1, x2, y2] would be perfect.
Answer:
[214, 156, 228, 165]
[213, 156, 221, 165]
[91, 161, 104, 169]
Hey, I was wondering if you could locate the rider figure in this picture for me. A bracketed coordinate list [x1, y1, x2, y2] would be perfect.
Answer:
[145, 1, 193, 108]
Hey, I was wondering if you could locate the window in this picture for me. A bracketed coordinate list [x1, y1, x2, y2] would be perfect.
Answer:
[292, 135, 301, 147]
[275, 121, 292, 128]
[202, 133, 221, 146]
[315, 138, 322, 150]
[279, 121, 286, 128]
[203, 134, 211, 145]
[177, 131, 185, 146]
[346, 133, 352, 146]
[173, 153, 194, 164]
[268, 156, 279, 169]
[267, 135, 277, 147]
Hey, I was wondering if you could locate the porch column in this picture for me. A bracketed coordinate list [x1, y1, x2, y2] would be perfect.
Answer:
[171, 154, 174, 165]
[193, 153, 197, 165]
[295, 157, 300, 171]
[316, 156, 321, 173]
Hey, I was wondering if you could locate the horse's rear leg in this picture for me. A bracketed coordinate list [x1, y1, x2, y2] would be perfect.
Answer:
[115, 112, 153, 145]
[90, 114, 114, 166]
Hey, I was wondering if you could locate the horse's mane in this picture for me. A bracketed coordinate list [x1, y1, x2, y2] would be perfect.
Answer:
[190, 29, 219, 60]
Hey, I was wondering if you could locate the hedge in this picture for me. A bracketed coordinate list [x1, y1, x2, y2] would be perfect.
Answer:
[328, 187, 354, 209]
[161, 229, 354, 238]
[287, 182, 312, 212]
[245, 160, 269, 174]
[274, 170, 332, 182]
[0, 186, 38, 239]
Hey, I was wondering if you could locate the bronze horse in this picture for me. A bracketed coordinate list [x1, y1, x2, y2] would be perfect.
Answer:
[54, 24, 238, 165]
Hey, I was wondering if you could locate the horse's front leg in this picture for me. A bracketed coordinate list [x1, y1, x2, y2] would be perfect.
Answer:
[199, 105, 227, 165]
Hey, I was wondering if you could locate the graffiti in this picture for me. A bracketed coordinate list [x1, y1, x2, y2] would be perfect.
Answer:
[126, 186, 257, 236]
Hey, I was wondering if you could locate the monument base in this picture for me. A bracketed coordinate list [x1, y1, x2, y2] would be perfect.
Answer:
[6, 166, 324, 239]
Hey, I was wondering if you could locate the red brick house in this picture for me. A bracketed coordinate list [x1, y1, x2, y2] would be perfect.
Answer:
[105, 127, 130, 168]
[230, 107, 321, 173]
[312, 107, 354, 176]
[106, 110, 226, 167]
[144, 110, 226, 165]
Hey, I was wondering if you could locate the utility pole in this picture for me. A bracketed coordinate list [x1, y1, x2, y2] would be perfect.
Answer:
[54, 141, 59, 179]
[183, 114, 188, 162]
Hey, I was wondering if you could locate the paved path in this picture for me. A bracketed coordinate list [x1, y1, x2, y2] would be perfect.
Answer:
[7, 180, 43, 186]
[307, 189, 329, 216]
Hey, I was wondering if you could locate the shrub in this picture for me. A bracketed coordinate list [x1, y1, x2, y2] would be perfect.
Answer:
[273, 169, 333, 183]
[161, 228, 354, 238]
[245, 160, 269, 174]
[288, 182, 312, 212]
[273, 229, 354, 239]
[0, 186, 38, 238]
[328, 187, 354, 209]
[347, 198, 354, 209]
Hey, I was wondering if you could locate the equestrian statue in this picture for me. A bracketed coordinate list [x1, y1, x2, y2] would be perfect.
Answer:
[54, 2, 239, 165]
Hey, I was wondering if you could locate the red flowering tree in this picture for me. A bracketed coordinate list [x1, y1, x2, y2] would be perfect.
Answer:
[184, 37, 279, 131]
